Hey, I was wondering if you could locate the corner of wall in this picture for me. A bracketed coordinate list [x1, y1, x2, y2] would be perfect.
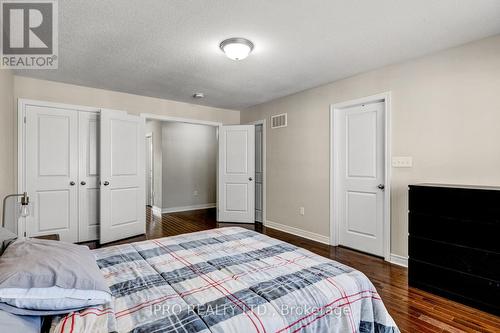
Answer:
[0, 69, 15, 218]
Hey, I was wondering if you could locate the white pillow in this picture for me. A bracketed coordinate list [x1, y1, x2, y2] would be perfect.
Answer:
[0, 286, 111, 310]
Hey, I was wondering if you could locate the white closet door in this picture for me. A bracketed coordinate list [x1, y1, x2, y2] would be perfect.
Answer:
[78, 112, 100, 242]
[99, 109, 145, 244]
[218, 125, 255, 223]
[25, 105, 79, 242]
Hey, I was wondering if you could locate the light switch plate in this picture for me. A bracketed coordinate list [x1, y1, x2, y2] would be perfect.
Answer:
[392, 156, 413, 168]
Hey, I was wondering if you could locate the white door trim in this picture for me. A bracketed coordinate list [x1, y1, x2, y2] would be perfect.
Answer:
[140, 113, 223, 127]
[330, 92, 392, 261]
[247, 119, 267, 224]
[145, 132, 154, 207]
[17, 98, 100, 238]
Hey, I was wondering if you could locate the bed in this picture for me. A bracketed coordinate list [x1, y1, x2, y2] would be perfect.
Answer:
[50, 227, 399, 333]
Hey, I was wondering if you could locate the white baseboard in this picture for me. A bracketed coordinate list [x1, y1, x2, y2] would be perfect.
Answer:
[389, 253, 408, 267]
[151, 206, 162, 216]
[265, 220, 330, 245]
[162, 203, 216, 214]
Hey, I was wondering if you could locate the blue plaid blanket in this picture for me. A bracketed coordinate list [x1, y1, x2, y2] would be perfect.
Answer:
[51, 227, 399, 333]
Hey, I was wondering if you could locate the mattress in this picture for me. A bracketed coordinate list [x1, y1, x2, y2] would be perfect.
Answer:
[51, 227, 399, 332]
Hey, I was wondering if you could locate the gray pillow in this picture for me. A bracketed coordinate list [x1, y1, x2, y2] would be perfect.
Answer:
[0, 238, 111, 315]
[0, 227, 17, 255]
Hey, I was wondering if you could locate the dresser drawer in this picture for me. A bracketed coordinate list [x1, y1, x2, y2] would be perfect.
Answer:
[409, 185, 500, 220]
[409, 259, 500, 315]
[409, 236, 500, 280]
[409, 212, 500, 252]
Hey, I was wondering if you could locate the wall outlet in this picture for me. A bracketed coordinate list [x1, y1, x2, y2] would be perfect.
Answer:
[299, 207, 305, 216]
[193, 190, 199, 197]
[392, 156, 413, 168]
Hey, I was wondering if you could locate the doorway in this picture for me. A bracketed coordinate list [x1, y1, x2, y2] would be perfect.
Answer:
[248, 119, 266, 224]
[142, 114, 260, 225]
[330, 93, 391, 260]
[255, 124, 263, 222]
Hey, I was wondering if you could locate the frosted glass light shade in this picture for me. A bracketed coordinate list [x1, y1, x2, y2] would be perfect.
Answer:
[220, 38, 254, 61]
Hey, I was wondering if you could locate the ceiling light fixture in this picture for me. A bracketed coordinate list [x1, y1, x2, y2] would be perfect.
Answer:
[220, 38, 254, 61]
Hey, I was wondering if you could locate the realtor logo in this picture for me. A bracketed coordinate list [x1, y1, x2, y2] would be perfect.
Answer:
[1, 0, 58, 69]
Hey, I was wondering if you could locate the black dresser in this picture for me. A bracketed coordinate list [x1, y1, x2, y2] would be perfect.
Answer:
[408, 184, 500, 315]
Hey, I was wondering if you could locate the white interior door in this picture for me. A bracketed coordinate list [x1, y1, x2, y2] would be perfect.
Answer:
[78, 112, 100, 242]
[338, 101, 385, 256]
[218, 125, 255, 223]
[100, 109, 145, 244]
[25, 105, 79, 242]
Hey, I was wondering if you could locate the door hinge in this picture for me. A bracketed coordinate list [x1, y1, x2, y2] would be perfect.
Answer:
[24, 116, 26, 124]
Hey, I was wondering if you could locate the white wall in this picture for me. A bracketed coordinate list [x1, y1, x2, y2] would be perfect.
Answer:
[161, 122, 217, 210]
[241, 35, 500, 258]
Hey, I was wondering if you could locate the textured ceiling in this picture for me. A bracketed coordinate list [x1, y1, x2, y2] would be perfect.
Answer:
[15, 0, 500, 109]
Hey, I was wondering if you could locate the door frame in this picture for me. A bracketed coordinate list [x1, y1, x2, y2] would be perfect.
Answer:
[141, 114, 260, 223]
[247, 119, 267, 224]
[329, 92, 392, 261]
[140, 113, 223, 218]
[145, 132, 154, 206]
[17, 98, 100, 238]
[141, 113, 223, 128]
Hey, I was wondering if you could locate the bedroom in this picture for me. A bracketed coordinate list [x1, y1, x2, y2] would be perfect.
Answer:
[0, 1, 499, 332]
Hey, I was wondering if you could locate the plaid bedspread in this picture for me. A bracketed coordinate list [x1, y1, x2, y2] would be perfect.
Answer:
[51, 227, 399, 333]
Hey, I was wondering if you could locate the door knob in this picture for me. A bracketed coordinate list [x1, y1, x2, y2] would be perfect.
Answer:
[69, 181, 75, 186]
[103, 181, 110, 186]
[80, 181, 86, 186]
[249, 177, 253, 181]
[377, 184, 385, 190]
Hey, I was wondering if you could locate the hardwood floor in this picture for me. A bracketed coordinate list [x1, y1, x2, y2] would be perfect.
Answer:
[100, 207, 500, 333]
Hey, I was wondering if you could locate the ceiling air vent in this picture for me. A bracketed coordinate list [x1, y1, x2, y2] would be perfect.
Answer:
[270, 113, 287, 129]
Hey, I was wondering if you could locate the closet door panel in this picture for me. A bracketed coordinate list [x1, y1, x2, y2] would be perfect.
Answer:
[78, 112, 100, 242]
[99, 109, 145, 244]
[25, 105, 78, 242]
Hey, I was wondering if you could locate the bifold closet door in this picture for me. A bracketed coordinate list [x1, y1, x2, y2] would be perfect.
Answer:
[25, 105, 79, 242]
[78, 112, 100, 242]
[99, 109, 145, 244]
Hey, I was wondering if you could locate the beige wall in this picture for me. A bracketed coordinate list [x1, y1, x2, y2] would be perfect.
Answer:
[241, 35, 500, 257]
[0, 70, 14, 229]
[162, 122, 217, 209]
[14, 76, 240, 123]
